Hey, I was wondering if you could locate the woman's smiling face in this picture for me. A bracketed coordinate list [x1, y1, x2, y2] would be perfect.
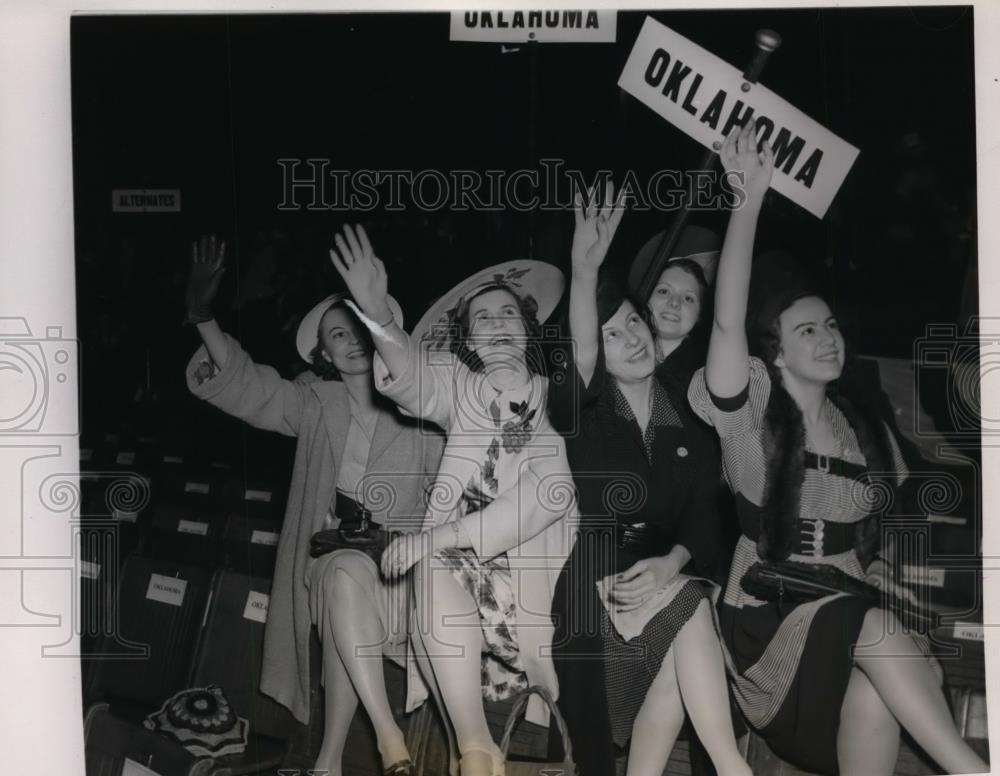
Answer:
[466, 287, 528, 366]
[602, 299, 655, 384]
[318, 305, 372, 376]
[648, 264, 702, 342]
[773, 295, 845, 385]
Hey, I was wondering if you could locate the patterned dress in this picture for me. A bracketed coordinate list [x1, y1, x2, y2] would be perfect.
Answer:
[548, 343, 721, 775]
[434, 384, 544, 702]
[689, 357, 921, 775]
[376, 337, 576, 723]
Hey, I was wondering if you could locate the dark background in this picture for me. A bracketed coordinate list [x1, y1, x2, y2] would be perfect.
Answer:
[71, 7, 978, 457]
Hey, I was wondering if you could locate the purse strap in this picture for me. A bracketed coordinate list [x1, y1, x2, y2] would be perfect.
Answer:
[499, 685, 575, 766]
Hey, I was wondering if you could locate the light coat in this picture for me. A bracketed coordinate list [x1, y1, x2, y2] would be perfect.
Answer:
[375, 338, 578, 726]
[186, 334, 443, 723]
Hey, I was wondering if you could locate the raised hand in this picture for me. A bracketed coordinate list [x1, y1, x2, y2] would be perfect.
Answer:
[329, 224, 392, 323]
[185, 234, 226, 324]
[571, 182, 625, 278]
[720, 121, 774, 205]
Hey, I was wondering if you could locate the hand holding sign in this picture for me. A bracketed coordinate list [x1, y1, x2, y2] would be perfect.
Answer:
[571, 184, 625, 278]
[618, 18, 858, 218]
[720, 122, 774, 206]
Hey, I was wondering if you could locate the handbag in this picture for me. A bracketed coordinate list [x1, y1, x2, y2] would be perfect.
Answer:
[309, 520, 391, 562]
[740, 561, 934, 625]
[310, 492, 395, 562]
[499, 686, 577, 776]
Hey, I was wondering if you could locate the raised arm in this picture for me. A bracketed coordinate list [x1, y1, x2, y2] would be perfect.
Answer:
[185, 234, 229, 368]
[183, 233, 308, 436]
[328, 224, 409, 380]
[569, 184, 625, 387]
[705, 122, 773, 399]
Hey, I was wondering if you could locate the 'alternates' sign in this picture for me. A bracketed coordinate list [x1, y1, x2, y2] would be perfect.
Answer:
[618, 18, 858, 218]
[112, 189, 181, 213]
[450, 10, 616, 43]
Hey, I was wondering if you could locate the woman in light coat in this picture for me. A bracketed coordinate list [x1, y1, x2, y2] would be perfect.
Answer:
[184, 235, 443, 776]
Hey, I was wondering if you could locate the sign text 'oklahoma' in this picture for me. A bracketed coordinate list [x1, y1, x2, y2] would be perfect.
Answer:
[451, 10, 616, 43]
[618, 18, 858, 218]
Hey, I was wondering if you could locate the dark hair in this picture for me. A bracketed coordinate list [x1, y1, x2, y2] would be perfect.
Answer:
[450, 282, 545, 374]
[308, 299, 372, 381]
[756, 289, 851, 561]
[754, 289, 828, 370]
[596, 273, 651, 330]
[650, 258, 712, 331]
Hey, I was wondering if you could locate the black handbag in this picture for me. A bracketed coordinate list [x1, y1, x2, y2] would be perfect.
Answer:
[309, 519, 391, 562]
[310, 492, 394, 561]
[740, 561, 935, 625]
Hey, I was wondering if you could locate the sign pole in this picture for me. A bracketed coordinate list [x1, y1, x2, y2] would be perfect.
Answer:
[529, 39, 538, 260]
[633, 29, 781, 301]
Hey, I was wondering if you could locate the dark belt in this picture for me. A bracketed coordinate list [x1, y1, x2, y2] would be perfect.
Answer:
[746, 514, 873, 559]
[803, 452, 867, 480]
[334, 490, 379, 531]
[616, 522, 666, 554]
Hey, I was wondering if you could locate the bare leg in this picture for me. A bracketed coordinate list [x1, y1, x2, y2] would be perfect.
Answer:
[837, 667, 900, 776]
[625, 644, 686, 776]
[411, 561, 460, 776]
[413, 557, 501, 776]
[314, 629, 358, 776]
[854, 607, 987, 774]
[315, 554, 410, 770]
[673, 600, 752, 776]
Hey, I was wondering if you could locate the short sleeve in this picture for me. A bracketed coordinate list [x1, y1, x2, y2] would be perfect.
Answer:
[687, 356, 772, 440]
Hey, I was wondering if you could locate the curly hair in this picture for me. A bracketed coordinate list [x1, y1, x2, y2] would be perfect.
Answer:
[449, 282, 546, 375]
[307, 298, 372, 381]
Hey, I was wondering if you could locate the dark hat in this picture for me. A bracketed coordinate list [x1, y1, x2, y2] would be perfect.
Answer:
[627, 224, 721, 300]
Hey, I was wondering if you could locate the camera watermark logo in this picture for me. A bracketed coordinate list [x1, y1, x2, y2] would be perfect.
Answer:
[0, 317, 78, 435]
[913, 317, 996, 438]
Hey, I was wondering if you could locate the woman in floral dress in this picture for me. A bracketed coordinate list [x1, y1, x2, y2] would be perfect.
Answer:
[330, 224, 577, 776]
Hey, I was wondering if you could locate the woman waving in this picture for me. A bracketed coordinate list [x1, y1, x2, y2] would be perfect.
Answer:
[690, 122, 987, 776]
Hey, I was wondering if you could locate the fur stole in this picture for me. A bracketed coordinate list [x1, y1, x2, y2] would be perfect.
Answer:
[758, 379, 894, 568]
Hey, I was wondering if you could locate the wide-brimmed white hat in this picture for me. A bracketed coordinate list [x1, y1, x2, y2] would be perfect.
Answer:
[410, 260, 565, 352]
[295, 292, 404, 362]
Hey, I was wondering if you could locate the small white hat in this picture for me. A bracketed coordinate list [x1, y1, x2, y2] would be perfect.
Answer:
[295, 292, 404, 363]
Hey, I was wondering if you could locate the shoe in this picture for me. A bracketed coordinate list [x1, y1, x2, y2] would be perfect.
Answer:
[459, 743, 504, 776]
[382, 759, 414, 776]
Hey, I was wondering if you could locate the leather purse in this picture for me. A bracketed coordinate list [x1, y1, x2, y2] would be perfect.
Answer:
[309, 519, 391, 562]
[740, 560, 935, 625]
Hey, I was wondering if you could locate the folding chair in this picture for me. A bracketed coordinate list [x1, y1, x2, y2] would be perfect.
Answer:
[86, 569, 298, 776]
[143, 501, 226, 569]
[221, 514, 281, 578]
[85, 555, 211, 711]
